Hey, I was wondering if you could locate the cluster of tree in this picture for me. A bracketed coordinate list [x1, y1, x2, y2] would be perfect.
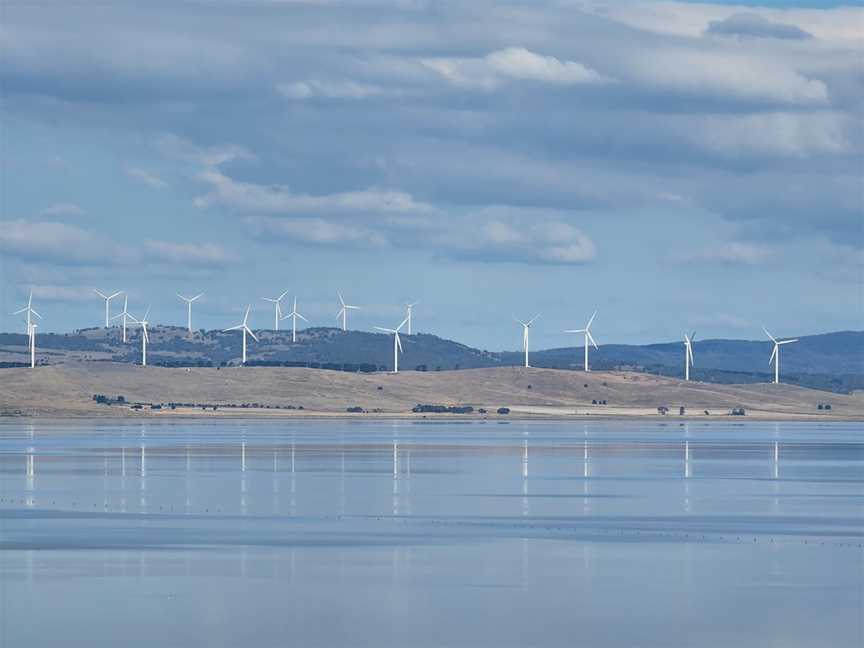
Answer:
[412, 404, 475, 414]
[93, 394, 126, 405]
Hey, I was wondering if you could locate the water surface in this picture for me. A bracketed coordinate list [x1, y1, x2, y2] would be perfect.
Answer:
[1, 419, 862, 647]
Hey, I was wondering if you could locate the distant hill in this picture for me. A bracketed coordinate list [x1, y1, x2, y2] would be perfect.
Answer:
[1, 327, 861, 393]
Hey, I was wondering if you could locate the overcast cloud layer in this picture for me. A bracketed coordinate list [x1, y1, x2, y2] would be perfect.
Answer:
[1, 0, 861, 348]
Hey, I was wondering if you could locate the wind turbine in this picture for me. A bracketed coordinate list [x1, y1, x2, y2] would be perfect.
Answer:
[13, 291, 41, 334]
[94, 289, 122, 328]
[683, 332, 696, 381]
[281, 297, 308, 343]
[128, 306, 151, 367]
[262, 290, 289, 331]
[565, 310, 598, 372]
[763, 326, 798, 385]
[374, 317, 409, 373]
[225, 305, 258, 365]
[336, 291, 360, 331]
[405, 301, 419, 335]
[28, 323, 37, 369]
[111, 295, 132, 343]
[177, 293, 204, 334]
[514, 315, 540, 368]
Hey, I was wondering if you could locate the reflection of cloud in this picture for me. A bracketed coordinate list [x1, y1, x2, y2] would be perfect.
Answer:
[706, 13, 813, 40]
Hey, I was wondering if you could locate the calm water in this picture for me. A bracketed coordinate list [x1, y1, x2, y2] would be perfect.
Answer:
[1, 419, 862, 647]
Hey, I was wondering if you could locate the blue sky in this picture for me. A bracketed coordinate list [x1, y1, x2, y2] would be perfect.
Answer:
[1, 0, 861, 350]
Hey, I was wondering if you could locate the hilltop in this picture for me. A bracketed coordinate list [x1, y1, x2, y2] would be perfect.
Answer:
[0, 327, 861, 393]
[1, 364, 861, 419]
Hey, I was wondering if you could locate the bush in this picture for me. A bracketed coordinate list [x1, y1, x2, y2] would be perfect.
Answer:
[497, 407, 510, 415]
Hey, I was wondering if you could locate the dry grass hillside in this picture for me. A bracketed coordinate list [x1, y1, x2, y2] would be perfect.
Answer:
[1, 363, 862, 419]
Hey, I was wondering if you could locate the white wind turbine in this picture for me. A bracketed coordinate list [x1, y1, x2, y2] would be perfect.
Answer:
[128, 306, 151, 367]
[281, 297, 308, 343]
[405, 301, 419, 335]
[13, 291, 41, 335]
[515, 315, 540, 368]
[683, 332, 696, 381]
[336, 291, 360, 331]
[262, 290, 289, 331]
[177, 293, 204, 334]
[94, 289, 122, 328]
[565, 310, 598, 372]
[111, 295, 132, 343]
[374, 317, 409, 373]
[225, 305, 258, 365]
[763, 326, 798, 385]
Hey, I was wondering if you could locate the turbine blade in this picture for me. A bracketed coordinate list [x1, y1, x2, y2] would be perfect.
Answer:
[374, 326, 395, 333]
[297, 313, 309, 323]
[193, 293, 204, 301]
[142, 326, 149, 343]
[778, 339, 798, 345]
[769, 345, 777, 366]
[109, 292, 122, 299]
[242, 305, 251, 324]
[246, 327, 259, 342]
[588, 331, 598, 349]
[396, 334, 403, 353]
[690, 331, 696, 343]
[528, 314, 540, 325]
[224, 324, 242, 332]
[396, 317, 409, 331]
[13, 307, 27, 315]
[177, 293, 187, 301]
[762, 326, 777, 343]
[586, 310, 597, 328]
[338, 291, 346, 306]
[143, 305, 151, 321]
[94, 289, 107, 299]
[278, 290, 289, 301]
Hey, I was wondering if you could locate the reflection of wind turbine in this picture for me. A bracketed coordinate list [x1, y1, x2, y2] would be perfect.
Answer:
[336, 292, 360, 331]
[683, 332, 696, 381]
[94, 289, 122, 328]
[177, 293, 204, 333]
[374, 317, 408, 373]
[128, 306, 151, 367]
[14, 291, 42, 334]
[262, 290, 289, 331]
[515, 315, 540, 368]
[405, 301, 419, 335]
[111, 295, 132, 343]
[763, 326, 798, 385]
[281, 297, 308, 343]
[565, 310, 598, 372]
[225, 306, 258, 365]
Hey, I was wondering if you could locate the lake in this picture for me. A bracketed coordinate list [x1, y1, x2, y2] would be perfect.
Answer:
[1, 419, 861, 647]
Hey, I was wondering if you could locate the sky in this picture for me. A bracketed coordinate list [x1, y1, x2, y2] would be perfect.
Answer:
[1, 0, 861, 351]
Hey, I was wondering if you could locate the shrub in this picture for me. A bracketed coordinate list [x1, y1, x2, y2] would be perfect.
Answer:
[497, 407, 510, 415]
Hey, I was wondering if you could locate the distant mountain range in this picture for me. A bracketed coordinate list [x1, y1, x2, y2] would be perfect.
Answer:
[1, 327, 861, 393]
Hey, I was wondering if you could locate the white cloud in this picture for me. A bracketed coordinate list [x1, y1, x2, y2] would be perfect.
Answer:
[143, 240, 236, 266]
[28, 285, 94, 302]
[126, 166, 167, 188]
[40, 202, 84, 217]
[252, 217, 388, 248]
[193, 168, 437, 217]
[679, 242, 774, 266]
[0, 220, 126, 265]
[422, 47, 611, 90]
[277, 79, 385, 100]
[705, 13, 813, 41]
[154, 134, 255, 168]
[629, 48, 828, 106]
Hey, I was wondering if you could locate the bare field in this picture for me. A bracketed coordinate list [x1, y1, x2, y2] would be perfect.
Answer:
[0, 363, 861, 420]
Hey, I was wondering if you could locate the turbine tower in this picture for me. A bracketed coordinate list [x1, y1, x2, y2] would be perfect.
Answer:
[565, 310, 598, 372]
[514, 315, 540, 368]
[336, 291, 360, 331]
[763, 326, 798, 385]
[28, 323, 37, 369]
[683, 332, 696, 381]
[128, 306, 151, 367]
[94, 289, 122, 328]
[177, 293, 204, 334]
[13, 291, 41, 334]
[405, 301, 419, 335]
[225, 305, 258, 365]
[374, 317, 409, 373]
[262, 290, 289, 331]
[281, 297, 308, 343]
[111, 295, 132, 343]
